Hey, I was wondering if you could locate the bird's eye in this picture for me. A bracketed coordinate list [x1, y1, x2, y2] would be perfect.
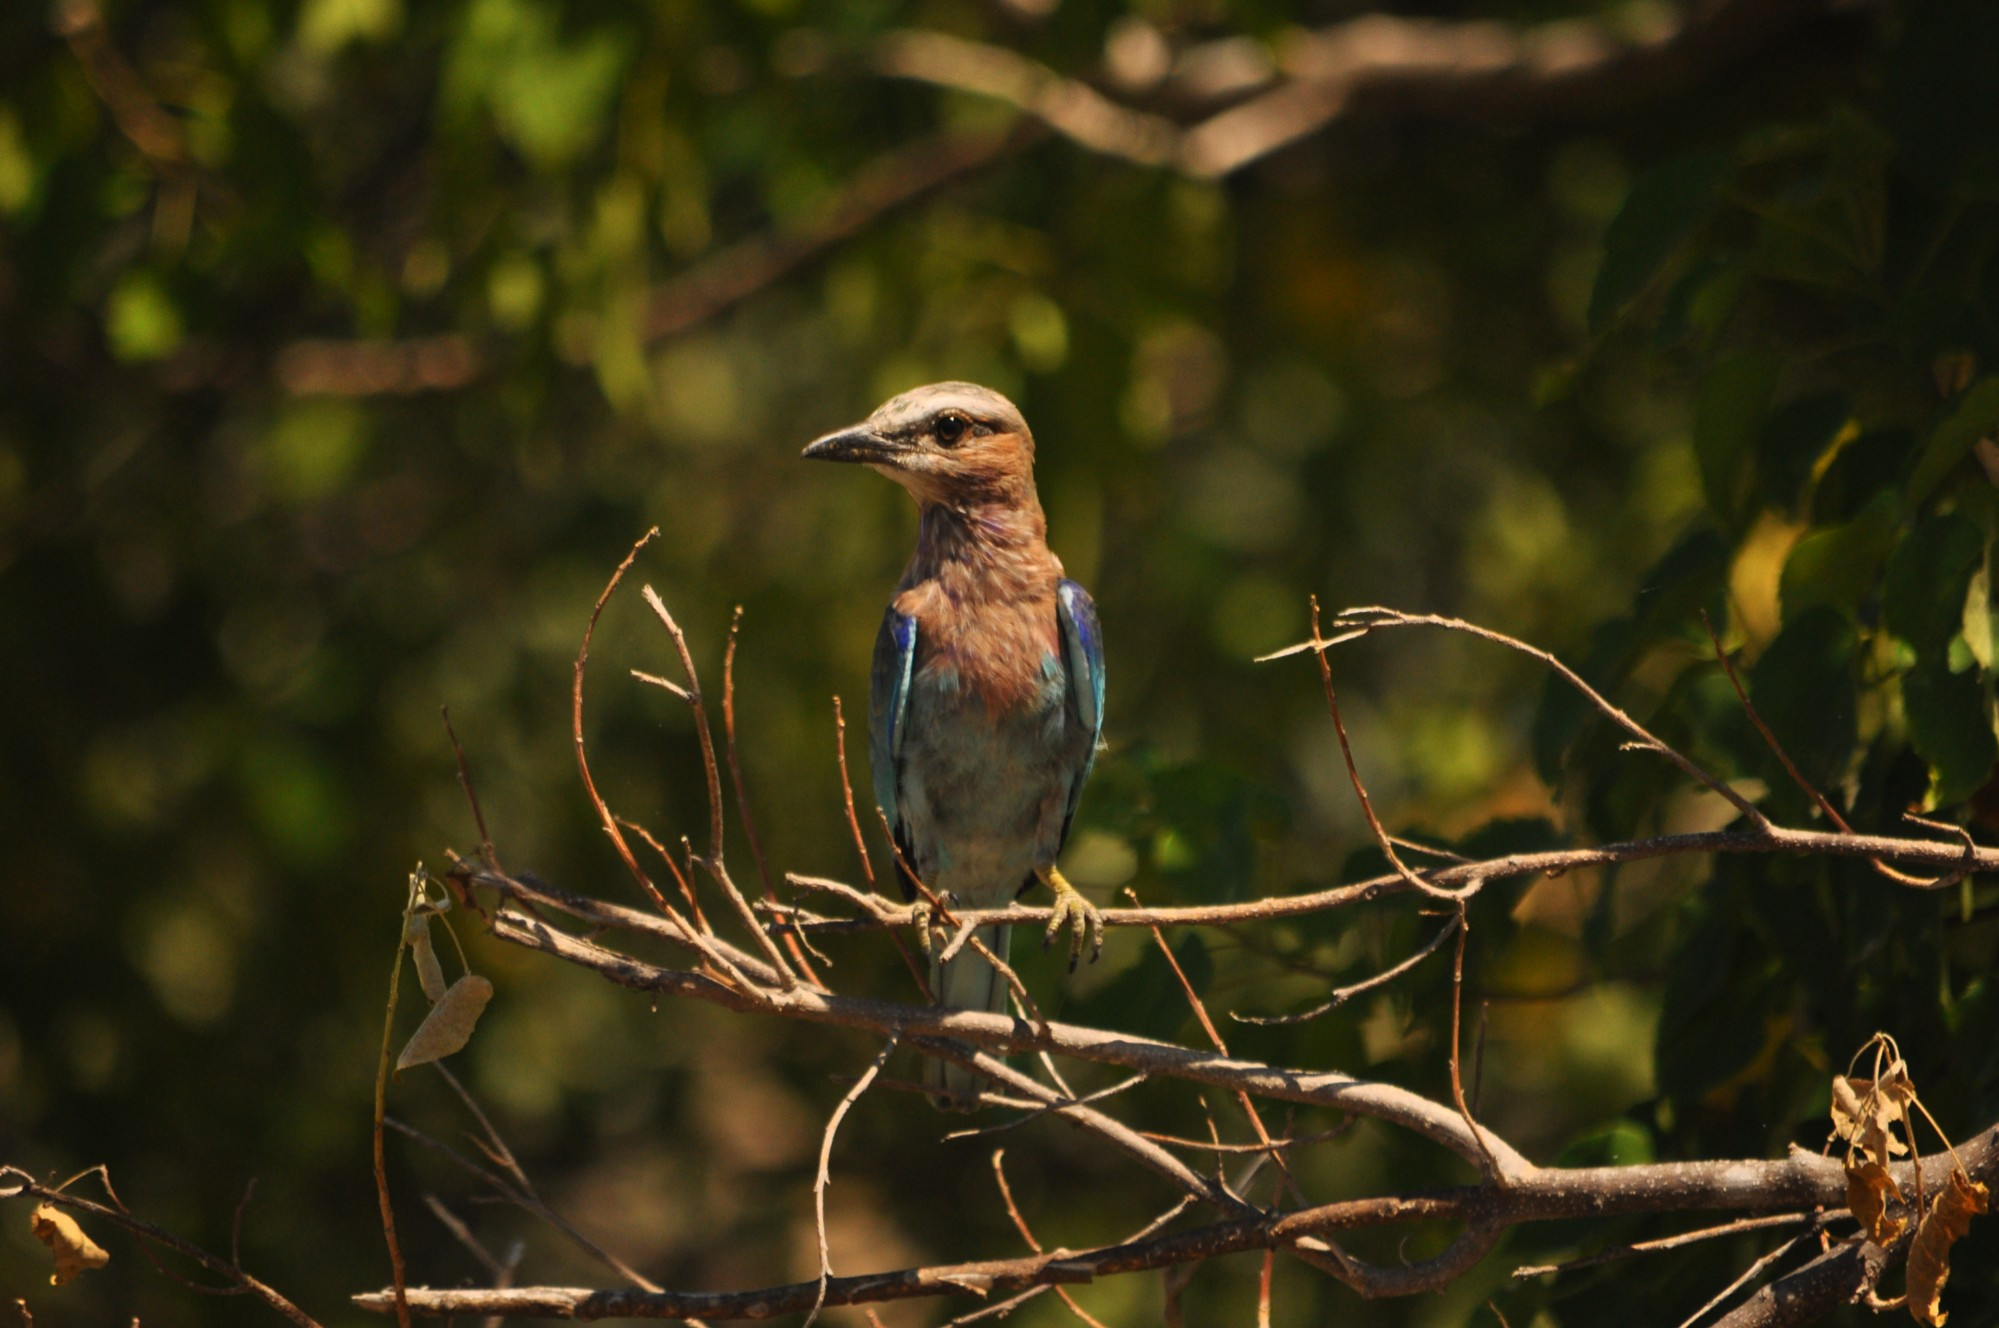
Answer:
[934, 413, 969, 446]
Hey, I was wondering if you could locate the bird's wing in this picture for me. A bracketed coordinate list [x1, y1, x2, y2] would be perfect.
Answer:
[869, 604, 921, 897]
[1056, 579, 1105, 847]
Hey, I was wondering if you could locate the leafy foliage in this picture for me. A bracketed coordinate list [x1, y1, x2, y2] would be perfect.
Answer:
[2, 0, 1997, 1324]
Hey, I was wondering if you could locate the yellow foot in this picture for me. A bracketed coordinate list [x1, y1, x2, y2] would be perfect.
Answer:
[1036, 864, 1103, 971]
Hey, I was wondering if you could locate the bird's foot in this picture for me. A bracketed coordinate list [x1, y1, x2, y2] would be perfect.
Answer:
[1036, 864, 1103, 972]
[907, 897, 943, 962]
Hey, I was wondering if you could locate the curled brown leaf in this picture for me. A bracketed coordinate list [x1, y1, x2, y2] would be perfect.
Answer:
[1907, 1169, 1989, 1326]
[1845, 1155, 1906, 1246]
[29, 1204, 109, 1285]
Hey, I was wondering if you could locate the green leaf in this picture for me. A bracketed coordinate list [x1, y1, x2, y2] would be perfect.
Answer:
[1903, 654, 1997, 807]
[1748, 605, 1857, 790]
[1907, 377, 1999, 509]
[1882, 514, 1985, 650]
[1589, 151, 1730, 330]
[1694, 352, 1781, 530]
[1780, 491, 1899, 620]
[1964, 562, 1993, 670]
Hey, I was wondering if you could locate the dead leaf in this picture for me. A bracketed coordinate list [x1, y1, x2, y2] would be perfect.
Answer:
[1831, 1075, 1908, 1160]
[395, 974, 493, 1071]
[1907, 1168, 1989, 1326]
[1846, 1155, 1906, 1246]
[404, 914, 446, 1003]
[29, 1204, 108, 1285]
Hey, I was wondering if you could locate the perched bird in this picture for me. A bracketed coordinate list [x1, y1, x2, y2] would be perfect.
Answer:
[803, 382, 1105, 1105]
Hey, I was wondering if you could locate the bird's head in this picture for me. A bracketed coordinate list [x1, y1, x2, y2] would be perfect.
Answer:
[801, 382, 1035, 506]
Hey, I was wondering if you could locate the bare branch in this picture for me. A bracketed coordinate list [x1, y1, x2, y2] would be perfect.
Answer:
[0, 1167, 321, 1328]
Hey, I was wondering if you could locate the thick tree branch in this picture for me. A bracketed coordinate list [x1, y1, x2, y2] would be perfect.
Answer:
[352, 1127, 1998, 1319]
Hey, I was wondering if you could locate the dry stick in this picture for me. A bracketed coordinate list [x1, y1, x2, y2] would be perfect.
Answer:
[422, 1194, 504, 1278]
[991, 1149, 1112, 1328]
[54, 1163, 243, 1297]
[1705, 1235, 1888, 1328]
[429, 1063, 535, 1199]
[1699, 610, 1942, 888]
[349, 1117, 1999, 1323]
[418, 1198, 528, 1328]
[723, 608, 822, 984]
[1448, 898, 1500, 1180]
[832, 696, 931, 997]
[1313, 606, 1769, 827]
[441, 707, 501, 873]
[941, 1047, 1482, 1305]
[383, 1119, 664, 1293]
[494, 907, 1526, 1173]
[1512, 1210, 1819, 1280]
[0, 1168, 321, 1328]
[468, 867, 780, 987]
[941, 1286, 1050, 1326]
[571, 533, 715, 954]
[943, 1074, 1149, 1145]
[43, 1163, 246, 1299]
[1233, 910, 1461, 1026]
[372, 916, 414, 1328]
[1134, 891, 1299, 1202]
[640, 585, 799, 988]
[1140, 1123, 1357, 1156]
[921, 1041, 1250, 1214]
[618, 817, 712, 933]
[804, 1038, 899, 1328]
[1676, 1231, 1813, 1328]
[780, 805, 1996, 933]
[1301, 597, 1470, 903]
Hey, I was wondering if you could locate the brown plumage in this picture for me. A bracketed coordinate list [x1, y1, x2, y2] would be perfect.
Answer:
[803, 382, 1107, 1107]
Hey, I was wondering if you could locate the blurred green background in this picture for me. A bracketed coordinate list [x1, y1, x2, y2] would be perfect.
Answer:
[4, 0, 1998, 1323]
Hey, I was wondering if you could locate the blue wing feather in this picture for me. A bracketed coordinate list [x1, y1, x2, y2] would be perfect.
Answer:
[1055, 579, 1105, 848]
[869, 605, 919, 896]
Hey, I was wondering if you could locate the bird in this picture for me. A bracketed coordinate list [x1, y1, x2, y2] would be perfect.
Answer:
[803, 382, 1105, 1106]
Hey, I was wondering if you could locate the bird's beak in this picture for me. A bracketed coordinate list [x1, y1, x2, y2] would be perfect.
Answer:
[800, 425, 911, 467]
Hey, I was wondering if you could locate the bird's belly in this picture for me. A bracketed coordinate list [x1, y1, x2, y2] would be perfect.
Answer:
[899, 672, 1083, 903]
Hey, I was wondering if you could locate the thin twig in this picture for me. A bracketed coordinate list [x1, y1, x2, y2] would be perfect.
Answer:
[374, 896, 413, 1328]
[0, 1168, 321, 1328]
[1302, 597, 1472, 902]
[832, 696, 931, 997]
[383, 1119, 663, 1293]
[805, 1038, 899, 1328]
[723, 608, 821, 983]
[441, 707, 500, 873]
[1448, 898, 1499, 1179]
[1233, 910, 1461, 1026]
[570, 531, 738, 985]
[1295, 606, 1769, 828]
[1512, 1210, 1820, 1279]
[640, 584, 799, 988]
[992, 1150, 1111, 1328]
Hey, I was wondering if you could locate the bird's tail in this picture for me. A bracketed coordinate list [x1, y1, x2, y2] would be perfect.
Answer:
[924, 922, 1010, 1107]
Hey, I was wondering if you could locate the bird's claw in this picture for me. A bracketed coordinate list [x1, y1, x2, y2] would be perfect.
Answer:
[1038, 865, 1103, 973]
[908, 898, 941, 959]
